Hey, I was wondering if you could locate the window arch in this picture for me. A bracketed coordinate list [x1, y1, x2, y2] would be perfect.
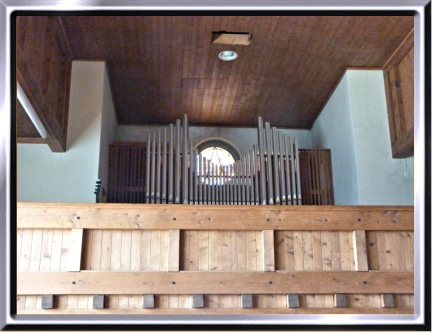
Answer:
[194, 137, 241, 161]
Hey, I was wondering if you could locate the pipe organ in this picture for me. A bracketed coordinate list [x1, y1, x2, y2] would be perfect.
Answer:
[144, 115, 301, 205]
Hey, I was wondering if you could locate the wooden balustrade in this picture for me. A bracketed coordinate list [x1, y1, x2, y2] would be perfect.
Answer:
[17, 203, 414, 315]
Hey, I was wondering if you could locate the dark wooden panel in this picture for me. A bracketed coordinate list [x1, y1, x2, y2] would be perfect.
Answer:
[16, 16, 72, 151]
[57, 16, 414, 128]
[108, 142, 148, 203]
[299, 149, 335, 205]
[16, 98, 41, 138]
[383, 29, 414, 158]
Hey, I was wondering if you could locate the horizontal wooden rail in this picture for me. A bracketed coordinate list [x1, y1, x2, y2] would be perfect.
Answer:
[17, 203, 414, 231]
[17, 307, 414, 315]
[18, 271, 414, 295]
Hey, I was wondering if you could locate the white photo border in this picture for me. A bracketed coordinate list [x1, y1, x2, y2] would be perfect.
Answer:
[0, 0, 428, 328]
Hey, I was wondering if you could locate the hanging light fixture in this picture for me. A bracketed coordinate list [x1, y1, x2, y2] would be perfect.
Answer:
[218, 50, 238, 61]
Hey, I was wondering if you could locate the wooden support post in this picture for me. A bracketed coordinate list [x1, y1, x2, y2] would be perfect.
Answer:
[353, 230, 369, 271]
[142, 295, 155, 309]
[262, 230, 275, 271]
[241, 295, 253, 308]
[168, 229, 180, 272]
[92, 295, 105, 309]
[41, 295, 54, 309]
[381, 294, 395, 308]
[68, 228, 83, 272]
[192, 294, 204, 308]
[287, 294, 300, 308]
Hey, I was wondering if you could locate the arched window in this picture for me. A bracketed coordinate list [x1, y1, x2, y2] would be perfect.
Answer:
[199, 147, 235, 168]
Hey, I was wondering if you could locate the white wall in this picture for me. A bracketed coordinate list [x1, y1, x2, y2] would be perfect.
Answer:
[117, 125, 312, 156]
[347, 70, 414, 205]
[311, 70, 414, 206]
[98, 66, 118, 199]
[311, 74, 360, 205]
[17, 61, 112, 203]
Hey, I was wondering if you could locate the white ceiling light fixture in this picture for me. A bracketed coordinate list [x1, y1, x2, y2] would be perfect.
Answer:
[218, 51, 238, 61]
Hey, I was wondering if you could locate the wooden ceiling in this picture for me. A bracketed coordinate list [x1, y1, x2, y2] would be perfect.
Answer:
[52, 16, 413, 128]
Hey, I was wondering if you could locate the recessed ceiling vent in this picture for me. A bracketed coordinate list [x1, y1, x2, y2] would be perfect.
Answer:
[211, 31, 252, 45]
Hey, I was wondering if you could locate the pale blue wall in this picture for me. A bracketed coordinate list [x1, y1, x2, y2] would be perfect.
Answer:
[347, 70, 414, 205]
[311, 70, 414, 206]
[311, 74, 360, 205]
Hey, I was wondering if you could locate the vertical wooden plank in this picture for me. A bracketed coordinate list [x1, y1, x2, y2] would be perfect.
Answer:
[39, 229, 53, 272]
[130, 230, 141, 271]
[150, 231, 161, 271]
[384, 231, 397, 270]
[90, 230, 102, 270]
[284, 231, 295, 271]
[179, 230, 190, 307]
[168, 229, 180, 272]
[189, 230, 199, 271]
[160, 230, 169, 271]
[262, 230, 275, 271]
[303, 231, 315, 307]
[274, 231, 285, 270]
[247, 231, 257, 271]
[237, 231, 247, 272]
[208, 231, 218, 271]
[69, 228, 84, 272]
[366, 231, 379, 270]
[339, 231, 351, 271]
[227, 231, 238, 271]
[218, 231, 229, 271]
[302, 231, 313, 271]
[118, 230, 130, 308]
[353, 230, 369, 271]
[348, 229, 356, 271]
[376, 231, 388, 270]
[321, 231, 332, 271]
[80, 229, 92, 270]
[293, 231, 304, 271]
[394, 232, 407, 271]
[60, 230, 71, 271]
[50, 230, 63, 271]
[100, 230, 112, 270]
[256, 230, 263, 271]
[199, 231, 209, 271]
[331, 231, 342, 271]
[312, 231, 323, 271]
[180, 230, 190, 270]
[29, 229, 43, 271]
[140, 230, 151, 271]
[17, 229, 24, 271]
[403, 232, 414, 271]
[313, 231, 325, 307]
[110, 230, 122, 271]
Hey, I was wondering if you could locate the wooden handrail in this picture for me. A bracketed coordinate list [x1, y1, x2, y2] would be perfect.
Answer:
[17, 202, 414, 230]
